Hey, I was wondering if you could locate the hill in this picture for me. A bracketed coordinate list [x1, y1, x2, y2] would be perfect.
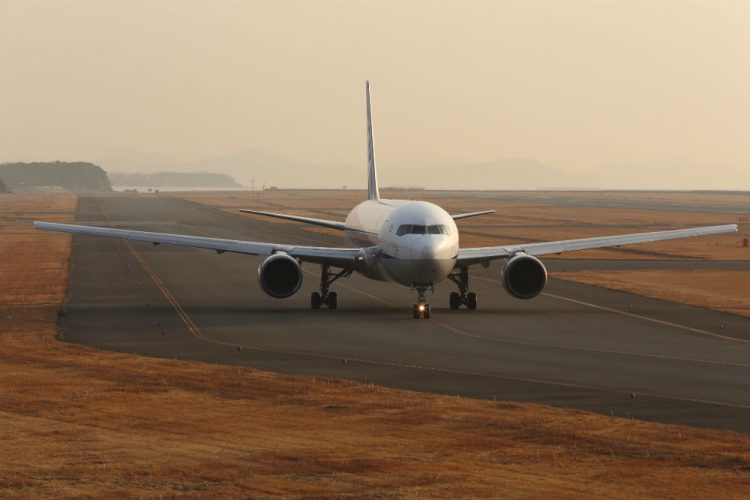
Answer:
[182, 149, 591, 190]
[99, 147, 590, 190]
[0, 162, 112, 192]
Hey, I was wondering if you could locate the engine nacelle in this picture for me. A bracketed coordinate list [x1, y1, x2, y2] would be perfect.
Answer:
[502, 253, 547, 299]
[257, 253, 303, 298]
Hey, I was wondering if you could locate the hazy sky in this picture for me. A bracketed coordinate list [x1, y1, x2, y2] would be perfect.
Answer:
[1, 0, 749, 188]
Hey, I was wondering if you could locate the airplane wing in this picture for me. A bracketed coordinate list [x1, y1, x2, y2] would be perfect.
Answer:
[34, 221, 367, 268]
[451, 210, 496, 220]
[238, 208, 376, 234]
[456, 224, 738, 266]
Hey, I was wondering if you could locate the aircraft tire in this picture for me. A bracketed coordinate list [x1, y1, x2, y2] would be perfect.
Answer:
[311, 292, 321, 309]
[467, 292, 477, 310]
[449, 292, 461, 310]
[328, 292, 338, 309]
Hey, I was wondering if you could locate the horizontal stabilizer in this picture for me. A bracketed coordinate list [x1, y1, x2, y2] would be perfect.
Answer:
[452, 210, 496, 220]
[238, 209, 374, 234]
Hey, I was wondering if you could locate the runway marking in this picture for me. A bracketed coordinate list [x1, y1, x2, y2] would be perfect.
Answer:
[543, 291, 750, 343]
[92, 200, 750, 412]
[474, 275, 749, 344]
[98, 203, 211, 343]
[322, 272, 750, 369]
[428, 317, 750, 369]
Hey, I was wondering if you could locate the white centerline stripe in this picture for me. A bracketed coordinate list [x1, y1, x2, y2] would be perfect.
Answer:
[474, 275, 748, 343]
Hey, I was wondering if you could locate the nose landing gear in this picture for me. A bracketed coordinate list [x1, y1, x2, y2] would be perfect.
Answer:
[311, 264, 350, 310]
[447, 265, 477, 310]
[412, 283, 432, 319]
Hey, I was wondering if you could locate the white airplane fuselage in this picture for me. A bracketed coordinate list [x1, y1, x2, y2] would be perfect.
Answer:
[344, 199, 459, 286]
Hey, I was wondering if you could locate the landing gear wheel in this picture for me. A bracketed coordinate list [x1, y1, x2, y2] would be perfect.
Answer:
[449, 292, 461, 310]
[311, 292, 321, 310]
[314, 264, 351, 311]
[448, 266, 477, 310]
[413, 303, 430, 319]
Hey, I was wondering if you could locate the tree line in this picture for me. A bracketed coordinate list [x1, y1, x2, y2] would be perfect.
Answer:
[0, 162, 112, 192]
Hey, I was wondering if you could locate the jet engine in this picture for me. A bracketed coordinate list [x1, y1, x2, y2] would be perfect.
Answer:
[502, 253, 547, 299]
[258, 253, 303, 298]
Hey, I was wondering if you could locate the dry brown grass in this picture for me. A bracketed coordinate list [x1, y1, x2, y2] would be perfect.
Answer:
[0, 193, 77, 222]
[183, 190, 749, 260]
[4, 329, 750, 498]
[554, 269, 750, 318]
[2, 192, 750, 497]
[0, 194, 76, 306]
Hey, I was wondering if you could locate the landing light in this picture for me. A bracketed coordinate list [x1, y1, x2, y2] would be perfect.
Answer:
[418, 304, 425, 311]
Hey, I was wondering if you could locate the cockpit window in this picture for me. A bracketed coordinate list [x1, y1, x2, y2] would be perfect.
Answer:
[396, 224, 451, 236]
[396, 224, 412, 236]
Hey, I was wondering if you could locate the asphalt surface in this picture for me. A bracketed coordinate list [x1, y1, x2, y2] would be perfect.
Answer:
[63, 194, 750, 432]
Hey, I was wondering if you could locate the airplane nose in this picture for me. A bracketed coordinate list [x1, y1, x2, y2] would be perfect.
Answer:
[415, 241, 435, 259]
[411, 238, 451, 260]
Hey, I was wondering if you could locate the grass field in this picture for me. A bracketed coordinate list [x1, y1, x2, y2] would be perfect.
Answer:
[2, 191, 750, 497]
[552, 269, 750, 318]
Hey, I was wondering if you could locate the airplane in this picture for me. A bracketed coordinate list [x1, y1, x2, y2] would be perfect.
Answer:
[35, 82, 738, 319]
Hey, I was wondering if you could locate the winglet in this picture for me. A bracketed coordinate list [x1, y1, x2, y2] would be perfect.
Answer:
[366, 81, 380, 201]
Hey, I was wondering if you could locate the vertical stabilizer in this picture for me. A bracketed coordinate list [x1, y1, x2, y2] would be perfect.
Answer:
[366, 81, 380, 200]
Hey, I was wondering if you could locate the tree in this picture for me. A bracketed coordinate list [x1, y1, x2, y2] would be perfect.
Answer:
[0, 162, 111, 192]
[0, 178, 10, 193]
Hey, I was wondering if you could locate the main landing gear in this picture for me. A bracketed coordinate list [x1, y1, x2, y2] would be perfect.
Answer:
[311, 264, 351, 310]
[412, 283, 432, 319]
[447, 265, 477, 310]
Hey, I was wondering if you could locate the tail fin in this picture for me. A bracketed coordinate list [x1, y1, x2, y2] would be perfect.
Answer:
[366, 81, 380, 200]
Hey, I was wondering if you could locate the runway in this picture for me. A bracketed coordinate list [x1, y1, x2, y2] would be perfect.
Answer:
[63, 194, 750, 432]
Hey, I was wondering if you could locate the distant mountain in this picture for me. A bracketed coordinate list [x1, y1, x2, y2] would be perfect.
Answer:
[109, 171, 241, 188]
[97, 149, 180, 172]
[98, 147, 593, 190]
[405, 159, 591, 190]
[0, 162, 112, 192]
[184, 150, 591, 190]
[181, 148, 356, 188]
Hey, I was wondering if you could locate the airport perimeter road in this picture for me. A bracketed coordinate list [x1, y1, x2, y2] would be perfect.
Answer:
[63, 194, 750, 432]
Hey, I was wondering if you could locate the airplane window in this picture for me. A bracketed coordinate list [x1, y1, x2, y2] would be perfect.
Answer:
[428, 225, 451, 235]
[396, 225, 412, 236]
[398, 224, 446, 236]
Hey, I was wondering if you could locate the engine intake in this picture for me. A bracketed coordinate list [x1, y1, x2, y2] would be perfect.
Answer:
[258, 253, 303, 298]
[502, 253, 547, 299]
